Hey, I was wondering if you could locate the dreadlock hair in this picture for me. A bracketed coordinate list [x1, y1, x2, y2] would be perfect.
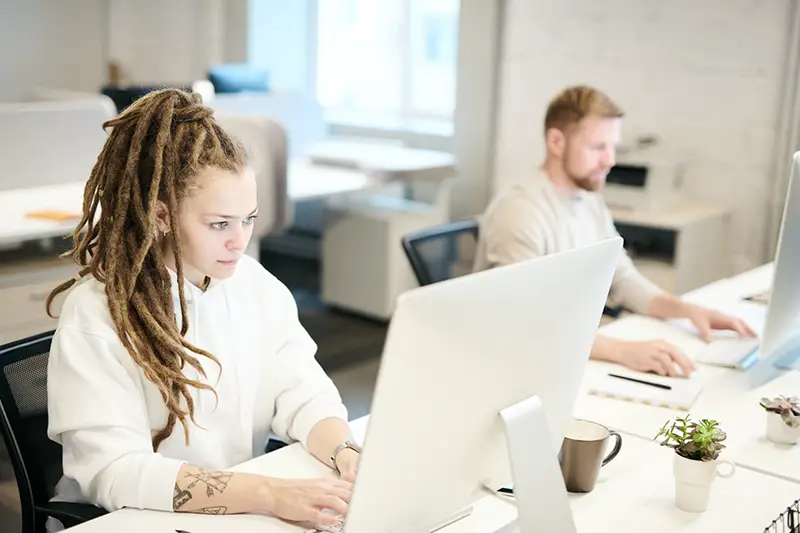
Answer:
[46, 88, 248, 451]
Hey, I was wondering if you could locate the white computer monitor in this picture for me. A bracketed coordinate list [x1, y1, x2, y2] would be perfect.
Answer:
[341, 238, 622, 533]
[747, 151, 800, 386]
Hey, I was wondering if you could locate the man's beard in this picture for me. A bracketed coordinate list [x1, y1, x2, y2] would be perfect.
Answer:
[570, 174, 603, 192]
[565, 163, 605, 192]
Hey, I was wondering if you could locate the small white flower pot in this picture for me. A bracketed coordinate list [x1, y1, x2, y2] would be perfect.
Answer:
[673, 454, 735, 513]
[767, 412, 800, 445]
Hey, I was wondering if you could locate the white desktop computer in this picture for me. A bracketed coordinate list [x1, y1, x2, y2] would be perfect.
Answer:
[745, 151, 800, 386]
[332, 238, 621, 533]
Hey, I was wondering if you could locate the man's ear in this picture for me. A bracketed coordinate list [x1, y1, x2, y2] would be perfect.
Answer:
[545, 127, 566, 157]
[154, 200, 171, 234]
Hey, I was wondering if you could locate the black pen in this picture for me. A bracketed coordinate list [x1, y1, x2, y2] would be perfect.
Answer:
[608, 373, 672, 390]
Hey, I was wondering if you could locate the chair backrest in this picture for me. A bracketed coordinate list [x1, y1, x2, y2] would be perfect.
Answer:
[216, 115, 293, 243]
[0, 331, 61, 529]
[0, 100, 112, 191]
[401, 219, 480, 286]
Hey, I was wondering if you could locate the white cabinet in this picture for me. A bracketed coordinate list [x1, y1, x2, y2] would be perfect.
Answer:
[0, 250, 75, 345]
[611, 203, 731, 295]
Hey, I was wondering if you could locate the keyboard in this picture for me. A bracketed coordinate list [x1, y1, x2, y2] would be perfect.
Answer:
[599, 315, 763, 371]
[691, 336, 760, 369]
[305, 516, 344, 533]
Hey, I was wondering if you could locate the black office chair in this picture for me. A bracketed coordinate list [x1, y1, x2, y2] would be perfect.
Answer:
[0, 331, 107, 533]
[401, 219, 622, 317]
[401, 219, 480, 287]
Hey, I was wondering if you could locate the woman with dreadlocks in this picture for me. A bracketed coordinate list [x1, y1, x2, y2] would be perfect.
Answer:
[45, 88, 357, 530]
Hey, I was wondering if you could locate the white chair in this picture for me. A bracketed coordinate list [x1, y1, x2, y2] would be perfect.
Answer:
[190, 80, 215, 105]
[208, 91, 327, 159]
[23, 86, 118, 117]
[216, 115, 292, 261]
[0, 100, 113, 191]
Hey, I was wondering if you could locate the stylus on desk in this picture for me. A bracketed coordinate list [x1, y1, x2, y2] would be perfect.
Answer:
[608, 373, 672, 390]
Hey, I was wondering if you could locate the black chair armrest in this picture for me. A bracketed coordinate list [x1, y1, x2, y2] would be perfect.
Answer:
[36, 501, 108, 528]
[266, 438, 289, 454]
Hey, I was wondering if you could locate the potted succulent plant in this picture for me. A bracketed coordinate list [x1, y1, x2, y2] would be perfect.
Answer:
[654, 415, 736, 513]
[760, 396, 800, 445]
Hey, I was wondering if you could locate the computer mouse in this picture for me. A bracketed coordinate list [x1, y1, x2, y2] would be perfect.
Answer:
[673, 363, 696, 378]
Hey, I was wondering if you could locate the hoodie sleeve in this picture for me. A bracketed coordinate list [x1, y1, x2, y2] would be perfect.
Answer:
[47, 327, 184, 512]
[268, 283, 349, 448]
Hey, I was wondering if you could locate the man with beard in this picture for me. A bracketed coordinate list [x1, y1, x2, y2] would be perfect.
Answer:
[474, 85, 754, 377]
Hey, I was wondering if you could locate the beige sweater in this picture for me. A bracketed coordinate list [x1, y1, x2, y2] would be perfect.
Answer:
[473, 172, 664, 315]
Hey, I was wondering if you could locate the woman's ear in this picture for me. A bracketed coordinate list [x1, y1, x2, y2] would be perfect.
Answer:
[154, 200, 171, 235]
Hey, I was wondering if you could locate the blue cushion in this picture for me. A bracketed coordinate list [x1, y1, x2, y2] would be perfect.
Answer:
[208, 64, 269, 94]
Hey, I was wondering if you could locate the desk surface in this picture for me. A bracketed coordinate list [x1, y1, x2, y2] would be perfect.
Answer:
[0, 163, 378, 247]
[69, 418, 797, 533]
[306, 140, 457, 174]
[574, 262, 800, 484]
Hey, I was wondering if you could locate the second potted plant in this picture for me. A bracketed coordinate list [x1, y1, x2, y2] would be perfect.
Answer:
[654, 414, 736, 513]
[760, 395, 800, 445]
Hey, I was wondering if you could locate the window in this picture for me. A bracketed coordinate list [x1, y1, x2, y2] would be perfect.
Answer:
[316, 0, 459, 132]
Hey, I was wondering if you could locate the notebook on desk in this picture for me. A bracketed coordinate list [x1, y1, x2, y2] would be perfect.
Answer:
[25, 210, 81, 222]
[588, 373, 703, 411]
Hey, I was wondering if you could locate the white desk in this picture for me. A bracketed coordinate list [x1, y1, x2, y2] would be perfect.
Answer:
[68, 418, 798, 533]
[287, 161, 379, 202]
[691, 369, 800, 484]
[574, 262, 800, 486]
[307, 140, 457, 182]
[0, 163, 378, 248]
[0, 183, 84, 247]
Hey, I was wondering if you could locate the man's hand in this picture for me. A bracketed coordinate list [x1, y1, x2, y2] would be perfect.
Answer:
[616, 339, 696, 377]
[648, 295, 756, 343]
[684, 305, 756, 342]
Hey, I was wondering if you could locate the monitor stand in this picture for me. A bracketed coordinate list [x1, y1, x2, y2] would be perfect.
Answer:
[775, 339, 800, 371]
[490, 396, 578, 533]
[748, 336, 800, 387]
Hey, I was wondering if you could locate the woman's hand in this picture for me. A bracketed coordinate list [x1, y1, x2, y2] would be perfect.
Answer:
[334, 448, 360, 483]
[262, 477, 352, 527]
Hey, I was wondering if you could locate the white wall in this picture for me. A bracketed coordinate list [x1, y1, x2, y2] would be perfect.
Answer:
[451, 0, 503, 218]
[0, 0, 250, 101]
[108, 0, 226, 85]
[225, 0, 251, 63]
[494, 0, 792, 272]
[0, 0, 108, 102]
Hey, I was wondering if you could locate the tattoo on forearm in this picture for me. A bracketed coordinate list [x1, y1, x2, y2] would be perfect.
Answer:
[173, 468, 233, 513]
[196, 506, 228, 515]
[184, 468, 233, 498]
[173, 483, 192, 511]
